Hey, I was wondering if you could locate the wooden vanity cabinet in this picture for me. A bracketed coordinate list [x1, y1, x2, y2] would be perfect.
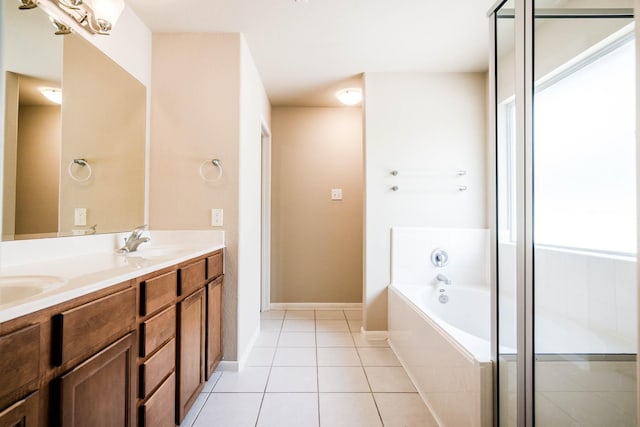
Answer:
[0, 324, 40, 411]
[136, 269, 178, 427]
[206, 276, 223, 378]
[0, 248, 223, 427]
[0, 391, 39, 426]
[176, 258, 207, 424]
[58, 333, 136, 427]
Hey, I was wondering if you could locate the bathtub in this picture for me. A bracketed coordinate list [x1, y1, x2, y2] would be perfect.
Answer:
[389, 283, 492, 427]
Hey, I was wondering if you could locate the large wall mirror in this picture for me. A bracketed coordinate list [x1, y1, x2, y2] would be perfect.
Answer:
[2, 2, 146, 241]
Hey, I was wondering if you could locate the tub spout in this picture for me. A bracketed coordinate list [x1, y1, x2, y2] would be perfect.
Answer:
[436, 274, 452, 285]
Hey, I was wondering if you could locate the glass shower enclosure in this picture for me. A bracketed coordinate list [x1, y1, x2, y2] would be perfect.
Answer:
[490, 1, 636, 425]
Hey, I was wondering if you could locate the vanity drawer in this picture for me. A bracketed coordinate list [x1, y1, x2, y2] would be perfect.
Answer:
[140, 305, 176, 357]
[139, 372, 175, 427]
[0, 324, 40, 400]
[179, 259, 206, 296]
[207, 251, 223, 280]
[53, 288, 135, 366]
[139, 338, 175, 398]
[140, 271, 177, 316]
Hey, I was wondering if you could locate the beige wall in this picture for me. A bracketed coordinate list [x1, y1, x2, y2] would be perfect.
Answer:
[15, 105, 60, 234]
[150, 33, 271, 363]
[271, 107, 363, 303]
[364, 72, 487, 331]
[2, 72, 18, 238]
[60, 35, 146, 235]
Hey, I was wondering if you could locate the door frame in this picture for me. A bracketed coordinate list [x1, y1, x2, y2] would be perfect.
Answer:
[260, 118, 272, 312]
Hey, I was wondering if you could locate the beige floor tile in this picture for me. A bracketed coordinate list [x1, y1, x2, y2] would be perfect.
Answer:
[202, 370, 223, 392]
[273, 347, 317, 366]
[357, 347, 400, 366]
[318, 366, 370, 392]
[317, 347, 362, 366]
[255, 331, 280, 347]
[542, 390, 635, 427]
[266, 366, 318, 392]
[317, 332, 354, 347]
[315, 310, 346, 320]
[374, 393, 438, 427]
[212, 367, 270, 393]
[282, 319, 316, 332]
[347, 320, 362, 332]
[192, 393, 262, 427]
[261, 319, 283, 331]
[257, 393, 319, 427]
[179, 393, 209, 427]
[365, 367, 416, 392]
[285, 310, 315, 320]
[246, 347, 276, 367]
[344, 310, 363, 321]
[316, 319, 350, 332]
[278, 332, 316, 347]
[319, 393, 382, 427]
[260, 310, 285, 320]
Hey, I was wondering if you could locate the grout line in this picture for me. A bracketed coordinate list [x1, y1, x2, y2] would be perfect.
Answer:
[315, 310, 321, 426]
[254, 310, 286, 427]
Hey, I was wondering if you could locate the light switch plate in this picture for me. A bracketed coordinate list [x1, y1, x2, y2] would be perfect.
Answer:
[74, 208, 87, 226]
[331, 188, 343, 201]
[211, 209, 223, 227]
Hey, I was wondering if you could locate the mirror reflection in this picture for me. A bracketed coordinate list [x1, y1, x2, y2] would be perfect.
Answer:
[2, 2, 146, 241]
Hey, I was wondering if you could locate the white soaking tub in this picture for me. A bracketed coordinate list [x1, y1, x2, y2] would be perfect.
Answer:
[388, 283, 492, 427]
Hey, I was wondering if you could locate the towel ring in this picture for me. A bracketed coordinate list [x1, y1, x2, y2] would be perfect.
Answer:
[67, 159, 92, 183]
[199, 159, 223, 182]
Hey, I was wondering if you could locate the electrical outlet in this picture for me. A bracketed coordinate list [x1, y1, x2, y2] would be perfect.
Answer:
[74, 208, 87, 226]
[331, 188, 343, 201]
[211, 209, 223, 227]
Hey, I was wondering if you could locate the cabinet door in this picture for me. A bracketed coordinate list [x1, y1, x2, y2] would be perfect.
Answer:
[59, 333, 136, 427]
[0, 391, 38, 427]
[206, 276, 223, 379]
[176, 288, 205, 424]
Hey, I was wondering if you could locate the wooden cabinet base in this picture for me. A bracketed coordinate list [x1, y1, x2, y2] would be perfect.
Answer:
[0, 391, 38, 427]
[176, 288, 206, 424]
[58, 333, 136, 427]
[139, 373, 175, 427]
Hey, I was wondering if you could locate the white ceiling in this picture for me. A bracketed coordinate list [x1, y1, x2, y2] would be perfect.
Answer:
[126, 0, 494, 107]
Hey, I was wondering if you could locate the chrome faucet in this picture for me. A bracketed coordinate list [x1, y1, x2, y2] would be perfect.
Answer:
[118, 225, 150, 253]
[436, 273, 452, 285]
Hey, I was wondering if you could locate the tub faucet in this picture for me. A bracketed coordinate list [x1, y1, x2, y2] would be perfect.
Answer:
[118, 225, 150, 253]
[436, 274, 452, 285]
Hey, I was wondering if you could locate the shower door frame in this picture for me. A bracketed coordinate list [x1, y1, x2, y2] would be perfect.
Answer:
[489, 2, 637, 426]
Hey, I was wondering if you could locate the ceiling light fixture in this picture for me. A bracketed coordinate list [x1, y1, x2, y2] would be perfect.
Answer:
[40, 87, 63, 104]
[336, 88, 362, 106]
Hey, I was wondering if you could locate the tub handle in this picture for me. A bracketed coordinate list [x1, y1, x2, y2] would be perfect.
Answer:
[431, 248, 449, 268]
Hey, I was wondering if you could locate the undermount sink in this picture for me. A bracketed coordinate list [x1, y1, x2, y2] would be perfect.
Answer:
[0, 275, 68, 306]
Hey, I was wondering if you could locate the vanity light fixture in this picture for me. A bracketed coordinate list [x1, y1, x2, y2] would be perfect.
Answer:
[50, 16, 73, 35]
[40, 87, 63, 105]
[22, 0, 125, 35]
[18, 0, 38, 9]
[336, 88, 362, 106]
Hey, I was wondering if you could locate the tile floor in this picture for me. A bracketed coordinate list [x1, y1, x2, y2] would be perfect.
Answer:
[180, 309, 437, 427]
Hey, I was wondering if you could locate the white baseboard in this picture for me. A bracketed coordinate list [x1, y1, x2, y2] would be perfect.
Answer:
[270, 302, 362, 310]
[216, 323, 261, 372]
[359, 327, 389, 340]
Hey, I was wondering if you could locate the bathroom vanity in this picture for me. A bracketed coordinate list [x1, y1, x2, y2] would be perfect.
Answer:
[0, 231, 224, 427]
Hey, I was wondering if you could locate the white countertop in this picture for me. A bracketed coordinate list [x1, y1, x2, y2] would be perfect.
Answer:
[0, 230, 224, 323]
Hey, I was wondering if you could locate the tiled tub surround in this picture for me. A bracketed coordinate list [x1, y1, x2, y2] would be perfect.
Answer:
[499, 243, 637, 354]
[389, 227, 492, 426]
[0, 230, 224, 322]
[181, 309, 438, 427]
